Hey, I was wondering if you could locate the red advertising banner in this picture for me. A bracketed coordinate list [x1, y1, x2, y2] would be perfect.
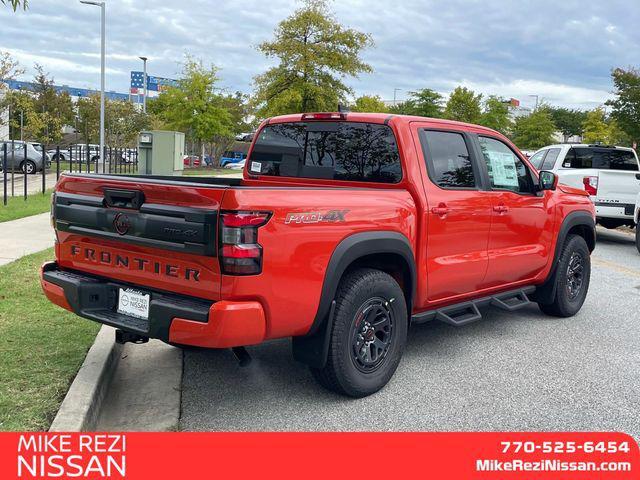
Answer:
[0, 432, 637, 479]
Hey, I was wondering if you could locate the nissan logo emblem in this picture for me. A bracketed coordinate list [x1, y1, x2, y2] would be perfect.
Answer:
[113, 213, 131, 235]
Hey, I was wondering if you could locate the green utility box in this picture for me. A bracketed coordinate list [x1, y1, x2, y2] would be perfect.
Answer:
[137, 130, 185, 176]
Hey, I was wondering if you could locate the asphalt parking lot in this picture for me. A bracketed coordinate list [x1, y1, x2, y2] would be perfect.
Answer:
[180, 228, 640, 435]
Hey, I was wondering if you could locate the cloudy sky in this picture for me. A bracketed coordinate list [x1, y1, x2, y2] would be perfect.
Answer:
[1, 0, 638, 110]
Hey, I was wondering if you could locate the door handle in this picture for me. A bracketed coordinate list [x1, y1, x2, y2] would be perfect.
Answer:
[493, 205, 509, 214]
[431, 203, 451, 217]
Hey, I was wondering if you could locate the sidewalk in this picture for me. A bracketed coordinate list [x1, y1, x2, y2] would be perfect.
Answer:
[0, 212, 55, 266]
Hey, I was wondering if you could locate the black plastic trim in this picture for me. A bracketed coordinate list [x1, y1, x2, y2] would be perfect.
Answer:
[55, 191, 218, 256]
[43, 263, 212, 343]
[531, 210, 595, 305]
[292, 231, 416, 368]
[411, 286, 535, 326]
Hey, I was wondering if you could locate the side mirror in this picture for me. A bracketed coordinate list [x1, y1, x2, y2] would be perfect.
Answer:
[539, 170, 558, 191]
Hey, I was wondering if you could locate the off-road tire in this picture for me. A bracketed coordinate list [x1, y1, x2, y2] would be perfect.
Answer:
[538, 234, 590, 317]
[310, 268, 408, 398]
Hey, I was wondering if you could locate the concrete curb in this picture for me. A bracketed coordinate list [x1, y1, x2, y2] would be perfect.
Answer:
[49, 325, 123, 432]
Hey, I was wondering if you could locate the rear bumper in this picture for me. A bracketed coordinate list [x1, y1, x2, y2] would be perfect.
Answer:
[594, 202, 635, 220]
[40, 261, 266, 348]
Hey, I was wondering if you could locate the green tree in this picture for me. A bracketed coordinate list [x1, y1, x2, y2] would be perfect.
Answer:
[479, 96, 512, 134]
[106, 99, 150, 146]
[76, 94, 100, 143]
[582, 107, 610, 144]
[389, 88, 443, 118]
[151, 57, 233, 140]
[444, 87, 482, 124]
[1, 0, 27, 10]
[607, 67, 640, 144]
[29, 65, 74, 143]
[350, 95, 389, 113]
[0, 51, 24, 132]
[252, 0, 372, 117]
[511, 109, 556, 149]
[6, 90, 45, 141]
[606, 119, 631, 146]
[547, 107, 586, 140]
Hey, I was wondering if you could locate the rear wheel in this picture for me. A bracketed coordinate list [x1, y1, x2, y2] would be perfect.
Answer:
[20, 160, 37, 174]
[538, 234, 590, 317]
[310, 268, 408, 397]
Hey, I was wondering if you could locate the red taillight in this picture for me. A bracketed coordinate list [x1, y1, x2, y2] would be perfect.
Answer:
[219, 211, 271, 275]
[301, 112, 346, 121]
[583, 176, 598, 196]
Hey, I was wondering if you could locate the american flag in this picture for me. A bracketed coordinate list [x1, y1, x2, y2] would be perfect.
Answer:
[130, 71, 146, 95]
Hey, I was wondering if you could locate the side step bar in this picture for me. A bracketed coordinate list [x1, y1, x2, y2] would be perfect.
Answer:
[411, 286, 535, 327]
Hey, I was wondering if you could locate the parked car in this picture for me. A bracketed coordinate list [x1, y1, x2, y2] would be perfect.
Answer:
[235, 132, 254, 142]
[183, 155, 201, 167]
[530, 144, 640, 229]
[220, 151, 247, 167]
[0, 140, 50, 173]
[42, 112, 595, 397]
[227, 159, 246, 170]
[48, 144, 101, 163]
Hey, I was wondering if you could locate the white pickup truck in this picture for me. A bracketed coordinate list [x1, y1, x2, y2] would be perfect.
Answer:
[530, 144, 640, 229]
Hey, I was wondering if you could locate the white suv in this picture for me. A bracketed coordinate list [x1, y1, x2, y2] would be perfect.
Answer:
[530, 144, 640, 229]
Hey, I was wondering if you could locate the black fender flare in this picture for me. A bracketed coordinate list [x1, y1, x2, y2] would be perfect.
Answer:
[532, 210, 595, 304]
[292, 231, 416, 368]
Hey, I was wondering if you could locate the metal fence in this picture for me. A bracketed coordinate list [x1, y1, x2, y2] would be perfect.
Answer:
[2, 142, 138, 206]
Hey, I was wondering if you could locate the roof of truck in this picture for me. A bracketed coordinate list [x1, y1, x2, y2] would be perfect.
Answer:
[267, 112, 500, 135]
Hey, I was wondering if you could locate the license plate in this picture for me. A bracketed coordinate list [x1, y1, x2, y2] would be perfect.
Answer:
[117, 288, 150, 320]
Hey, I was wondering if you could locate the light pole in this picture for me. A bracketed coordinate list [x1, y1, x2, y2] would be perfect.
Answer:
[80, 0, 105, 164]
[528, 94, 539, 111]
[139, 56, 148, 113]
[393, 88, 402, 106]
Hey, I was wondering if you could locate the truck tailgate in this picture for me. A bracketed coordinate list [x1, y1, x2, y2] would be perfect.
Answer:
[53, 174, 227, 301]
[595, 170, 640, 214]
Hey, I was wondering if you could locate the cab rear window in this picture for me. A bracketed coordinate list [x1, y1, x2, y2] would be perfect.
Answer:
[248, 122, 402, 183]
[563, 148, 639, 171]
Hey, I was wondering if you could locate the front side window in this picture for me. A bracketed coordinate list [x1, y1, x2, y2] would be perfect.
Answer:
[421, 130, 476, 188]
[249, 122, 402, 183]
[478, 136, 535, 194]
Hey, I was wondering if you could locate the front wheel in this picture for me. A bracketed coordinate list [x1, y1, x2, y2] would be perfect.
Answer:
[538, 234, 591, 317]
[310, 268, 408, 398]
[21, 160, 37, 174]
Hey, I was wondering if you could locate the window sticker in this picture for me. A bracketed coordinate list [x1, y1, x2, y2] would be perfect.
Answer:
[250, 161, 262, 173]
[487, 152, 518, 187]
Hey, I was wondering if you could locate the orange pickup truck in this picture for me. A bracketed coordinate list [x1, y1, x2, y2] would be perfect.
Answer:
[41, 112, 595, 397]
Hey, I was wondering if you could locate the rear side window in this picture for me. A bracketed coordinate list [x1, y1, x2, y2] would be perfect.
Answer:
[249, 122, 402, 183]
[421, 130, 476, 188]
[541, 148, 560, 170]
[563, 148, 639, 171]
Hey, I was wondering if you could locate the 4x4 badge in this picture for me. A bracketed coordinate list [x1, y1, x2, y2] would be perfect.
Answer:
[285, 209, 349, 224]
